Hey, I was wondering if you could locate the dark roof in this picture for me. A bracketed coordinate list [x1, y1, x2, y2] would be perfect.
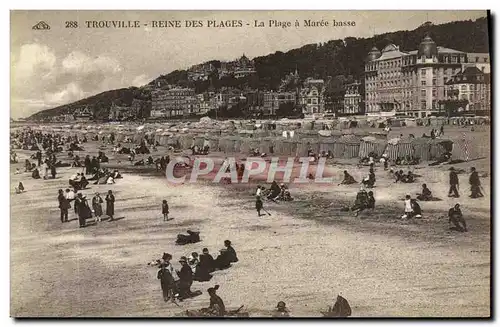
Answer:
[446, 66, 489, 85]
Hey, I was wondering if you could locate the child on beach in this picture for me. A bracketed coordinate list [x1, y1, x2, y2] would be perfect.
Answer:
[162, 200, 170, 221]
[401, 195, 413, 219]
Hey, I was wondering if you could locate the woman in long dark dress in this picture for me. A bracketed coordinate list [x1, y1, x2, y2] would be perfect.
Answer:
[75, 193, 91, 228]
[105, 190, 115, 221]
[194, 248, 214, 282]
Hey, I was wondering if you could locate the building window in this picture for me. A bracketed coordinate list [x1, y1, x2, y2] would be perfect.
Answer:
[421, 101, 426, 109]
[421, 80, 426, 86]
[432, 78, 437, 85]
[432, 88, 437, 97]
[421, 89, 426, 97]
[421, 69, 426, 77]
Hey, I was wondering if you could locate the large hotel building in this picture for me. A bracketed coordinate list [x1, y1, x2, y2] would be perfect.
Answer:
[364, 36, 489, 118]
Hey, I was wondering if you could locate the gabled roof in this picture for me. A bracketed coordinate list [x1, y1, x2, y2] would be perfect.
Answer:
[446, 66, 488, 85]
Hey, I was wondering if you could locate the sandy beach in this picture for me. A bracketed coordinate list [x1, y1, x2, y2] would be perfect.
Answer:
[10, 130, 491, 317]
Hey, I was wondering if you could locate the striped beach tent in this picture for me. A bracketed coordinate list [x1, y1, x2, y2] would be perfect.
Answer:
[259, 137, 275, 154]
[296, 138, 320, 157]
[429, 139, 453, 161]
[334, 135, 361, 159]
[274, 139, 298, 156]
[193, 135, 205, 148]
[385, 137, 414, 161]
[452, 138, 477, 162]
[166, 135, 180, 149]
[411, 138, 432, 161]
[318, 138, 336, 154]
[358, 136, 387, 158]
[240, 138, 261, 154]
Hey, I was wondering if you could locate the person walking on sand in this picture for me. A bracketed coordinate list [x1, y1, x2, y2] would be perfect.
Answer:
[58, 189, 70, 223]
[92, 192, 104, 222]
[448, 167, 459, 198]
[106, 190, 115, 221]
[256, 195, 264, 217]
[162, 200, 170, 221]
[469, 167, 483, 198]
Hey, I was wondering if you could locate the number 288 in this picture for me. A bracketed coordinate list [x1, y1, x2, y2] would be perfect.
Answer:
[65, 21, 78, 28]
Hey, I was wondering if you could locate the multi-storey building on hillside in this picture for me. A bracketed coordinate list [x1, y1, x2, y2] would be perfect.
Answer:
[365, 36, 469, 118]
[442, 66, 491, 115]
[151, 87, 196, 118]
[342, 80, 364, 115]
[219, 54, 256, 78]
[300, 78, 325, 115]
[263, 91, 297, 116]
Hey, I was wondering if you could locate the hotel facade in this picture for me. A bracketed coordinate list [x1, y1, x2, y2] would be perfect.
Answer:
[364, 36, 489, 118]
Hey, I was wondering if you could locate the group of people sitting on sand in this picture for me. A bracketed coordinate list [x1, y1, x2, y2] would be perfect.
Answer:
[30, 156, 61, 180]
[340, 164, 377, 189]
[392, 169, 416, 183]
[88, 168, 122, 185]
[255, 181, 293, 204]
[394, 156, 420, 166]
[68, 173, 89, 191]
[191, 144, 210, 155]
[155, 156, 171, 172]
[319, 150, 333, 159]
[153, 240, 238, 302]
[342, 187, 376, 217]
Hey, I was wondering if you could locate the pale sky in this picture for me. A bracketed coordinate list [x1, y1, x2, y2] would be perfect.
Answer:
[10, 10, 487, 118]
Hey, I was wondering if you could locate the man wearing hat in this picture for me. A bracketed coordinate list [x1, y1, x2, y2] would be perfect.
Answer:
[272, 301, 290, 317]
[448, 167, 459, 198]
[176, 256, 193, 300]
[469, 167, 483, 198]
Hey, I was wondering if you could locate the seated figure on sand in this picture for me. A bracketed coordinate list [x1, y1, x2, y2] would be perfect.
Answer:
[449, 203, 467, 232]
[278, 184, 293, 201]
[340, 170, 357, 185]
[267, 181, 281, 202]
[416, 184, 433, 201]
[349, 188, 370, 217]
[193, 248, 214, 282]
[201, 285, 225, 316]
[272, 301, 290, 317]
[401, 171, 415, 183]
[321, 295, 352, 317]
